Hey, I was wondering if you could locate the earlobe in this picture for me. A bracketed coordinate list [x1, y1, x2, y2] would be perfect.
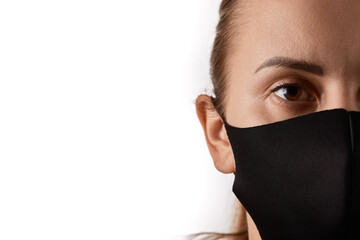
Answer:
[195, 94, 235, 173]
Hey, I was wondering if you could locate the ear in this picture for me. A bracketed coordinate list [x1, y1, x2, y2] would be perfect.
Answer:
[195, 94, 235, 173]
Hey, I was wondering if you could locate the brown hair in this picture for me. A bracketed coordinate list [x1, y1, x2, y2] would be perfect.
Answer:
[187, 0, 250, 239]
[209, 0, 249, 121]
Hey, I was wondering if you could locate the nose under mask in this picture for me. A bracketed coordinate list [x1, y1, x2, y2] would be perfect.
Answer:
[222, 108, 360, 240]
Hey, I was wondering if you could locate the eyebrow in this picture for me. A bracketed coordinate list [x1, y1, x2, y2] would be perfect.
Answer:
[254, 56, 324, 76]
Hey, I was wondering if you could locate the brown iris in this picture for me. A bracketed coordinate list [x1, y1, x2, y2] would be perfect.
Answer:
[283, 86, 302, 101]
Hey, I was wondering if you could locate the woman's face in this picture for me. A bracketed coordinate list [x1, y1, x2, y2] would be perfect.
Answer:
[196, 1, 360, 239]
[226, 0, 360, 128]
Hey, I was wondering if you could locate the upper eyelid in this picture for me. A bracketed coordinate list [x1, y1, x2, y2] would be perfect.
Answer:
[271, 76, 316, 91]
[271, 83, 292, 92]
[270, 82, 305, 93]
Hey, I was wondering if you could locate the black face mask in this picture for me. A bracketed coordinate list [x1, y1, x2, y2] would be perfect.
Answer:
[222, 108, 360, 240]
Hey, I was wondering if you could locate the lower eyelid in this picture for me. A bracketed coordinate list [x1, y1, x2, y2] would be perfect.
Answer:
[271, 93, 294, 107]
[270, 94, 310, 110]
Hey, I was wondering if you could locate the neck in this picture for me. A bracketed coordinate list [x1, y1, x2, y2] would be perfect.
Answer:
[246, 212, 262, 240]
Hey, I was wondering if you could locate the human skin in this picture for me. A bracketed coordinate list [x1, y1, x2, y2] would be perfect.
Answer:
[196, 0, 360, 239]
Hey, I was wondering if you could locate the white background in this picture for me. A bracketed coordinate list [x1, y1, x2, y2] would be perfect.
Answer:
[0, 1, 237, 239]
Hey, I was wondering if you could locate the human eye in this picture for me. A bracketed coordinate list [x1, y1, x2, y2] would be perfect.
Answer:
[270, 80, 316, 107]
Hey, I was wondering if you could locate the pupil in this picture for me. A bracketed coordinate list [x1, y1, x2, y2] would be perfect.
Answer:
[287, 86, 298, 96]
[285, 86, 300, 100]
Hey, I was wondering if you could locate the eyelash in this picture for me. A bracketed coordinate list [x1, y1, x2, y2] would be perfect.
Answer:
[270, 81, 300, 93]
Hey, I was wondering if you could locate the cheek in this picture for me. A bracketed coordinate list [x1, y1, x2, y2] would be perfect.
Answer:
[226, 83, 272, 128]
[264, 97, 317, 125]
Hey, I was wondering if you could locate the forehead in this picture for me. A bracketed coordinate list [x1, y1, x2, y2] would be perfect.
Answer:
[233, 0, 360, 78]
